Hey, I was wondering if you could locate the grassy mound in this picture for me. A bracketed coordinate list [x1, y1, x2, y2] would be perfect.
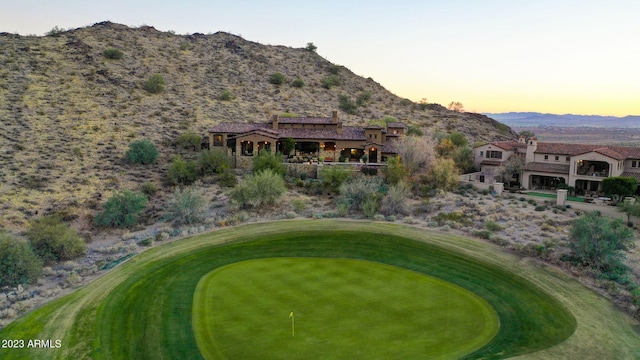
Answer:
[1, 221, 639, 359]
[194, 258, 499, 359]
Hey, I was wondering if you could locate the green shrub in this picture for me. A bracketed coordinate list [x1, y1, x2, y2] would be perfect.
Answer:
[406, 125, 424, 136]
[218, 168, 237, 187]
[220, 89, 233, 100]
[167, 155, 198, 186]
[534, 205, 546, 211]
[320, 165, 351, 193]
[253, 151, 286, 177]
[383, 157, 408, 185]
[125, 138, 159, 165]
[484, 221, 503, 232]
[0, 233, 42, 287]
[164, 187, 207, 225]
[140, 181, 158, 197]
[103, 48, 124, 60]
[305, 42, 317, 52]
[282, 137, 296, 156]
[380, 182, 410, 216]
[291, 78, 305, 88]
[269, 72, 286, 85]
[95, 190, 148, 228]
[138, 238, 153, 247]
[291, 198, 307, 213]
[426, 158, 459, 192]
[144, 74, 165, 93]
[338, 94, 358, 114]
[179, 42, 193, 51]
[474, 230, 493, 240]
[321, 75, 340, 89]
[198, 148, 231, 176]
[231, 169, 286, 208]
[26, 216, 87, 264]
[433, 212, 472, 226]
[176, 131, 202, 150]
[602, 177, 638, 197]
[356, 91, 372, 106]
[338, 175, 384, 214]
[328, 64, 341, 75]
[46, 26, 65, 37]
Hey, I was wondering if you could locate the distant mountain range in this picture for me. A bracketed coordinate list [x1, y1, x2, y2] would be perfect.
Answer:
[484, 112, 640, 128]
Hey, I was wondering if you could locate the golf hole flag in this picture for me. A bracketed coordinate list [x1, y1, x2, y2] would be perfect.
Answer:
[289, 311, 294, 336]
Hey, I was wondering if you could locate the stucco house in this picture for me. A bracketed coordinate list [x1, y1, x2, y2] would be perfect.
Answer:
[473, 137, 640, 195]
[209, 111, 405, 168]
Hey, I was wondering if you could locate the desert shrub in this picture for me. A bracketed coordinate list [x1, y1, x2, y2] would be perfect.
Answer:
[231, 169, 286, 209]
[180, 42, 193, 51]
[383, 157, 409, 185]
[291, 78, 305, 88]
[140, 181, 158, 197]
[95, 190, 148, 228]
[338, 175, 384, 214]
[253, 151, 286, 177]
[395, 136, 436, 175]
[167, 155, 197, 185]
[356, 91, 372, 106]
[426, 158, 459, 191]
[291, 198, 307, 213]
[164, 187, 207, 225]
[534, 205, 546, 211]
[484, 220, 503, 232]
[473, 230, 492, 240]
[328, 64, 341, 75]
[338, 94, 358, 114]
[406, 125, 424, 136]
[176, 131, 202, 150]
[220, 89, 233, 100]
[144, 74, 165, 94]
[197, 148, 231, 176]
[103, 48, 124, 60]
[125, 138, 158, 165]
[433, 212, 472, 226]
[269, 72, 286, 85]
[0, 233, 42, 287]
[321, 75, 340, 89]
[380, 181, 410, 216]
[26, 216, 87, 264]
[46, 26, 66, 37]
[305, 42, 317, 52]
[218, 168, 237, 187]
[138, 238, 153, 247]
[320, 165, 351, 193]
[568, 211, 635, 274]
[282, 137, 296, 156]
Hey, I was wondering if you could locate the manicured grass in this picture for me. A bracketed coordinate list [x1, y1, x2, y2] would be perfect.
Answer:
[194, 258, 499, 359]
[1, 221, 639, 359]
[526, 192, 584, 202]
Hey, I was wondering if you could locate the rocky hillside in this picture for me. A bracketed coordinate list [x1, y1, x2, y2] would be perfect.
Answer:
[0, 21, 515, 229]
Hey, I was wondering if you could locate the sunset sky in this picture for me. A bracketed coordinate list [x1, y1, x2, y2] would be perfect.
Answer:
[2, 0, 639, 116]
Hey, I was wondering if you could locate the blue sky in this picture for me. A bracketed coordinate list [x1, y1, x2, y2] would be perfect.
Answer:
[2, 0, 639, 116]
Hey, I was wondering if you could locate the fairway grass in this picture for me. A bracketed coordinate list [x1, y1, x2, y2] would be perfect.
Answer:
[1, 220, 639, 359]
[194, 258, 498, 359]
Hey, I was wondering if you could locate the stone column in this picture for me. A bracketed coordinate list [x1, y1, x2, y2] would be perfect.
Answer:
[493, 182, 504, 196]
[557, 189, 568, 206]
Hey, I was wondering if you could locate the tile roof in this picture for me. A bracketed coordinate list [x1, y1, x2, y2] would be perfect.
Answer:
[387, 122, 406, 129]
[491, 141, 522, 151]
[481, 160, 503, 166]
[523, 162, 570, 174]
[621, 171, 640, 181]
[210, 122, 268, 133]
[277, 117, 333, 124]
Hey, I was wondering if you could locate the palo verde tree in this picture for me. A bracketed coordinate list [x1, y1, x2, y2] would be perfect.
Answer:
[95, 190, 148, 228]
[26, 216, 87, 264]
[567, 211, 635, 275]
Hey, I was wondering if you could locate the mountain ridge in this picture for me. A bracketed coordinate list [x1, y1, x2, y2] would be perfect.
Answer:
[484, 112, 640, 128]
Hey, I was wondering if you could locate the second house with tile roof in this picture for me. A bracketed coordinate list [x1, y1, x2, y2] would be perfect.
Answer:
[474, 137, 640, 195]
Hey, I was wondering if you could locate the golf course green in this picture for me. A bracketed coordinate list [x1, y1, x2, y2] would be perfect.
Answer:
[1, 220, 639, 359]
[193, 258, 499, 359]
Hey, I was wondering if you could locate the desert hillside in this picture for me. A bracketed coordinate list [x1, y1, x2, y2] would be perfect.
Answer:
[0, 21, 515, 229]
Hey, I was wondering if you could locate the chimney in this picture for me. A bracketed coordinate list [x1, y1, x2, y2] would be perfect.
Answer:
[526, 137, 537, 163]
[272, 114, 279, 130]
[337, 121, 343, 135]
[331, 110, 338, 124]
[518, 136, 526, 144]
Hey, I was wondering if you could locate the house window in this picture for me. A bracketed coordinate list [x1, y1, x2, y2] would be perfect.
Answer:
[566, 156, 570, 161]
[213, 134, 223, 147]
[633, 160, 638, 168]
[480, 151, 484, 157]
[487, 151, 502, 159]
[555, 156, 559, 161]
[544, 155, 549, 160]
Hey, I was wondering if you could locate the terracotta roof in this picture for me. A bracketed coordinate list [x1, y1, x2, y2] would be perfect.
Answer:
[491, 141, 520, 151]
[210, 122, 268, 133]
[523, 162, 570, 174]
[593, 147, 626, 160]
[277, 117, 333, 124]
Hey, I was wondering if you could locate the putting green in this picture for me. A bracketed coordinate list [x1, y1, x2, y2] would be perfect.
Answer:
[2, 221, 639, 359]
[193, 258, 499, 359]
